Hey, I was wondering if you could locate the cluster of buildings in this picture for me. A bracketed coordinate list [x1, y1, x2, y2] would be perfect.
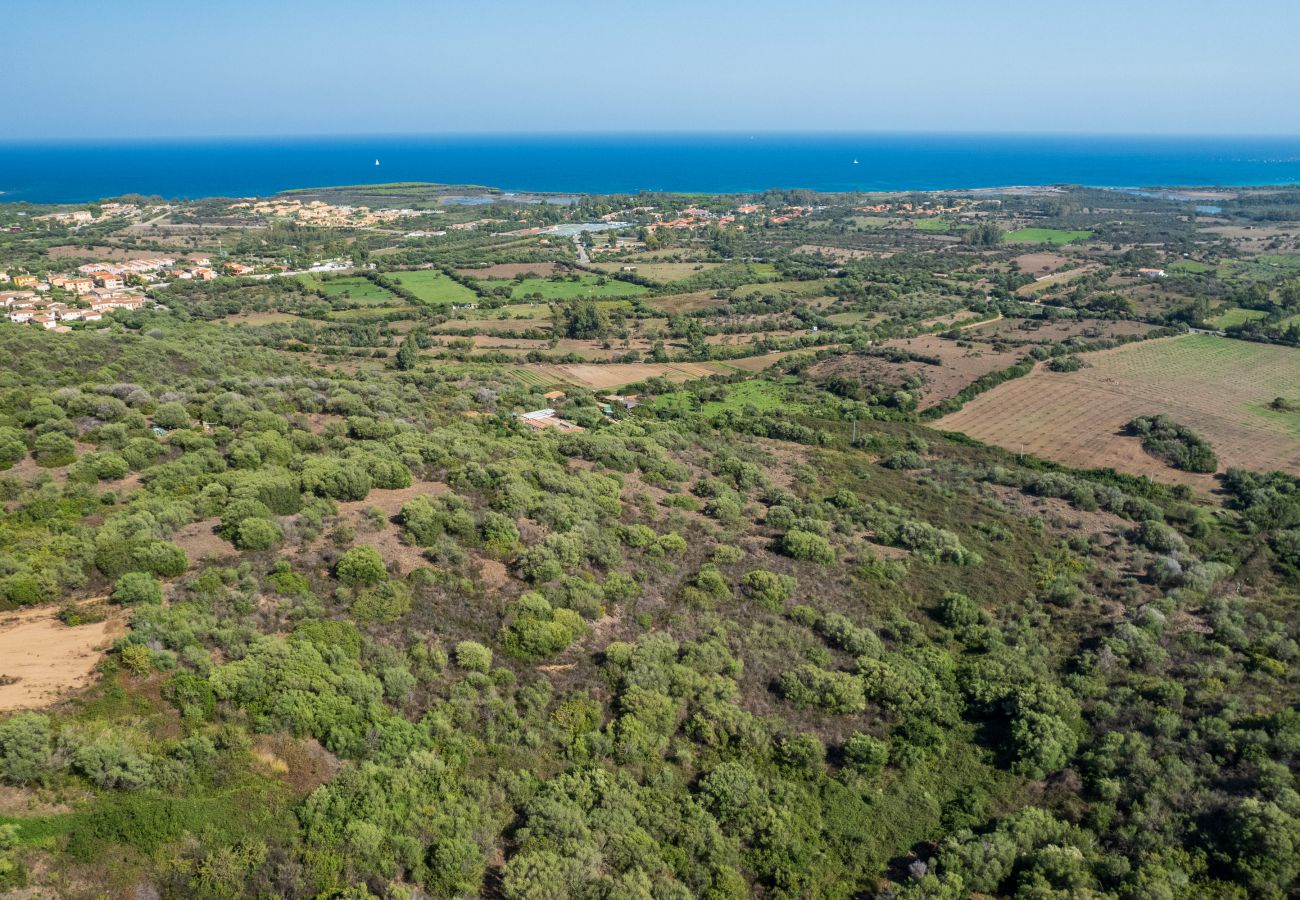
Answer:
[514, 391, 643, 433]
[2, 288, 143, 329]
[228, 198, 427, 228]
[33, 202, 142, 227]
[854, 199, 969, 216]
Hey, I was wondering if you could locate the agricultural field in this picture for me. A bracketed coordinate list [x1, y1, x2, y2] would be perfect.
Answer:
[1168, 259, 1214, 274]
[515, 360, 730, 390]
[484, 275, 649, 301]
[588, 261, 721, 283]
[939, 335, 1300, 483]
[1208, 307, 1268, 329]
[1005, 227, 1093, 245]
[389, 269, 479, 305]
[303, 275, 396, 302]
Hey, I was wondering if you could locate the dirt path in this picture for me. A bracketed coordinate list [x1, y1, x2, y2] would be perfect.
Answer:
[0, 600, 125, 712]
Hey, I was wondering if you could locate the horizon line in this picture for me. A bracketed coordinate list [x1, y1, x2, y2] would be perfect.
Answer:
[4, 128, 1300, 145]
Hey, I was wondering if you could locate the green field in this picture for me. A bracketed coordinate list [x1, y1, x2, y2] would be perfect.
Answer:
[1169, 259, 1214, 274]
[304, 275, 395, 303]
[389, 270, 479, 305]
[326, 305, 418, 320]
[1208, 307, 1268, 329]
[826, 310, 880, 326]
[732, 277, 839, 300]
[589, 261, 720, 284]
[488, 275, 649, 301]
[649, 379, 795, 415]
[913, 218, 969, 233]
[1005, 228, 1093, 245]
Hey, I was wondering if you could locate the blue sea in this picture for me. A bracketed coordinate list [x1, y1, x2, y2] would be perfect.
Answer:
[2, 133, 1300, 203]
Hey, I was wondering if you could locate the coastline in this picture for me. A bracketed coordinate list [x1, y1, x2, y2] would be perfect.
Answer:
[3, 132, 1300, 204]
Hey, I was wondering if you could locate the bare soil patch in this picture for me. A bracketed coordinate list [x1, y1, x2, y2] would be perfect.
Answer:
[646, 291, 727, 314]
[456, 262, 559, 279]
[526, 361, 730, 390]
[171, 517, 237, 567]
[0, 601, 125, 712]
[1013, 252, 1071, 276]
[966, 318, 1152, 346]
[878, 335, 1024, 408]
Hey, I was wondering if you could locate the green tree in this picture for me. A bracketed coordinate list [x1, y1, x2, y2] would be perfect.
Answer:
[336, 545, 387, 586]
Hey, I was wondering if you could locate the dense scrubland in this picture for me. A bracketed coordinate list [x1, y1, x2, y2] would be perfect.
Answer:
[0, 184, 1298, 898]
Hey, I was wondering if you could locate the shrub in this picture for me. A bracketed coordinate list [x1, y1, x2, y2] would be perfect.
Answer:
[33, 431, 76, 467]
[779, 664, 866, 713]
[842, 732, 889, 776]
[111, 572, 164, 605]
[779, 529, 836, 564]
[1126, 414, 1218, 473]
[335, 545, 387, 586]
[152, 401, 190, 430]
[350, 581, 412, 624]
[740, 569, 796, 611]
[0, 427, 25, 469]
[502, 593, 586, 660]
[938, 591, 982, 628]
[455, 640, 493, 673]
[235, 516, 282, 551]
[301, 457, 372, 501]
[131, 541, 188, 578]
[0, 713, 58, 785]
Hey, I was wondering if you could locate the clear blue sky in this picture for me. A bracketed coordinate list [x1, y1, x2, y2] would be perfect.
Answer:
[5, 0, 1298, 139]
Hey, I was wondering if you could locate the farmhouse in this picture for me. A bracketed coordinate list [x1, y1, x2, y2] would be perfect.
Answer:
[516, 408, 584, 433]
[1139, 268, 1166, 278]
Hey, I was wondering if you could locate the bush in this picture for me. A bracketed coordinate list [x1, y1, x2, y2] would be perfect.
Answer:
[301, 457, 372, 501]
[350, 581, 412, 624]
[740, 569, 796, 611]
[235, 516, 282, 551]
[152, 401, 190, 430]
[336, 545, 387, 586]
[0, 713, 58, 785]
[502, 593, 586, 660]
[111, 572, 164, 605]
[938, 591, 982, 628]
[131, 541, 188, 578]
[455, 640, 493, 673]
[779, 529, 836, 564]
[0, 427, 25, 469]
[1126, 414, 1218, 473]
[779, 664, 866, 713]
[33, 431, 76, 467]
[842, 732, 889, 776]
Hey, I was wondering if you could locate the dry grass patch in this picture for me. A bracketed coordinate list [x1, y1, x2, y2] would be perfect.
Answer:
[939, 335, 1300, 486]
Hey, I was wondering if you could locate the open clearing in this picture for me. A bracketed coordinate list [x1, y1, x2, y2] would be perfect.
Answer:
[455, 262, 559, 279]
[1207, 307, 1268, 329]
[390, 270, 478, 305]
[1006, 228, 1093, 245]
[0, 602, 125, 711]
[516, 361, 730, 390]
[939, 335, 1300, 484]
[484, 276, 648, 301]
[589, 261, 720, 283]
[304, 276, 395, 302]
[1013, 252, 1072, 276]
